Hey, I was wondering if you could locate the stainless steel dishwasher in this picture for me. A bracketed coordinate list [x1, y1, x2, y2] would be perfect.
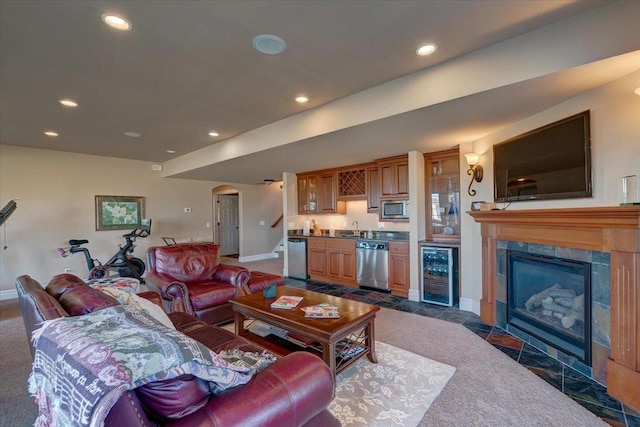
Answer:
[287, 238, 308, 280]
[356, 239, 389, 290]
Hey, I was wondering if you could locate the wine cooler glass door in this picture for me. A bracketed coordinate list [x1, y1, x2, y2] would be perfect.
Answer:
[421, 246, 456, 306]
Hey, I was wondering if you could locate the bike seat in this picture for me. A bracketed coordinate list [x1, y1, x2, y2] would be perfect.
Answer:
[69, 239, 88, 246]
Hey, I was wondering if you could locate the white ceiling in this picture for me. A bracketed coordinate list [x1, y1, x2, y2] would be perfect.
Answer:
[1, 0, 637, 184]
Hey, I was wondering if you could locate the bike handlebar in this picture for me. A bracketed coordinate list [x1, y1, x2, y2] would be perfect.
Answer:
[122, 228, 149, 239]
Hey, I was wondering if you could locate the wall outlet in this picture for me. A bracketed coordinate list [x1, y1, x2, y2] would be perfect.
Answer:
[206, 222, 211, 228]
[343, 221, 348, 228]
[64, 268, 71, 273]
[378, 222, 385, 229]
[259, 220, 265, 226]
[288, 222, 295, 228]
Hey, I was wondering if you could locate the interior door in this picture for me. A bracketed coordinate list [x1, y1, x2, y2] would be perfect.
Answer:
[218, 194, 239, 256]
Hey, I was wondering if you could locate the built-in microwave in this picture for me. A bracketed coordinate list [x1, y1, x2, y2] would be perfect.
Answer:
[380, 199, 409, 220]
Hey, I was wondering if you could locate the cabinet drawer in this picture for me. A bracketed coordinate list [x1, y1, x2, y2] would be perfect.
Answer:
[308, 238, 327, 249]
[327, 239, 356, 250]
[389, 242, 409, 255]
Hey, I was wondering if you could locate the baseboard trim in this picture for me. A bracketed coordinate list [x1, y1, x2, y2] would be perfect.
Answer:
[459, 297, 480, 316]
[0, 289, 18, 301]
[238, 252, 279, 263]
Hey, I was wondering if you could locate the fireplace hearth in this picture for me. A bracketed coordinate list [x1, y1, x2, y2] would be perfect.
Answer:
[507, 251, 591, 364]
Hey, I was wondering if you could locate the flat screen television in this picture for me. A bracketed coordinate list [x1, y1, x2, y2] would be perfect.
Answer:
[493, 111, 592, 202]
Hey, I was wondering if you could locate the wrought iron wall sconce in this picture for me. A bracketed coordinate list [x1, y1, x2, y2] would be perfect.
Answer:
[464, 153, 484, 196]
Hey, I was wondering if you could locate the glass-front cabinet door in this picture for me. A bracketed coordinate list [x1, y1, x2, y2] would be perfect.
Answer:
[297, 174, 318, 214]
[425, 149, 460, 239]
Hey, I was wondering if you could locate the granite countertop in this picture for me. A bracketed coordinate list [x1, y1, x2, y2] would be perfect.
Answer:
[288, 229, 409, 241]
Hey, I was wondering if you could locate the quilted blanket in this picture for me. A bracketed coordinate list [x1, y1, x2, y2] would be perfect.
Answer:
[28, 305, 257, 427]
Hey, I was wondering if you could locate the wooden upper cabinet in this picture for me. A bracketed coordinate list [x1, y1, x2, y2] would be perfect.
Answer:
[378, 155, 409, 199]
[298, 172, 345, 214]
[366, 166, 379, 212]
[337, 167, 367, 201]
[297, 174, 318, 214]
[319, 173, 339, 213]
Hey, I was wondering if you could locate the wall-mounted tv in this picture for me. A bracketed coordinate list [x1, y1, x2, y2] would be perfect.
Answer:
[493, 111, 592, 202]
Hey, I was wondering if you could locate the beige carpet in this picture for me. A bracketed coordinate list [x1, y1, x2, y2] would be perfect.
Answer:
[374, 308, 606, 427]
[329, 341, 455, 426]
[0, 299, 607, 426]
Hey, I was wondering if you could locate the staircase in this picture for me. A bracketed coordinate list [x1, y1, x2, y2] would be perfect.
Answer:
[273, 238, 285, 259]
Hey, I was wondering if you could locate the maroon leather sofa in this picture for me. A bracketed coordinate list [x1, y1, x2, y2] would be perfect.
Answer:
[145, 243, 251, 324]
[16, 274, 339, 427]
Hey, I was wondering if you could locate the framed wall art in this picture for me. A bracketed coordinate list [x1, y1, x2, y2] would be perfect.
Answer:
[95, 195, 145, 231]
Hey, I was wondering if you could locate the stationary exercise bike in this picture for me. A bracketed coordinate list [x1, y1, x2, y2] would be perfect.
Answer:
[58, 219, 151, 281]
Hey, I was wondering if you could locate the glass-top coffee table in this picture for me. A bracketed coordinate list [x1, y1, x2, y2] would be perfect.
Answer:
[230, 286, 379, 377]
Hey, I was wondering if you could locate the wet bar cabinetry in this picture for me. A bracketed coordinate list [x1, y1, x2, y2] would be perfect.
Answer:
[424, 149, 460, 240]
[378, 155, 409, 200]
[297, 155, 409, 215]
[389, 242, 410, 297]
[298, 172, 346, 214]
[307, 237, 357, 288]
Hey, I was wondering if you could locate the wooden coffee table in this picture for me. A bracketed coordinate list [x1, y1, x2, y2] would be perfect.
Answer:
[230, 286, 379, 377]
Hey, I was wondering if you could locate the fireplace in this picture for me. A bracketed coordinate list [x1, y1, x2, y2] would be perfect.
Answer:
[469, 206, 640, 410]
[507, 251, 591, 365]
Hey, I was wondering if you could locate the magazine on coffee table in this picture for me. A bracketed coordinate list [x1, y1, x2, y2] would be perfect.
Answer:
[270, 295, 303, 309]
[302, 303, 340, 318]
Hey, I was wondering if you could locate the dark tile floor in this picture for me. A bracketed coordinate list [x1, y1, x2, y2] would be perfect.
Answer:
[285, 278, 640, 427]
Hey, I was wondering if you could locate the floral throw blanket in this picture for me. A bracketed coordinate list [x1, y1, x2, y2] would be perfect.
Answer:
[29, 305, 260, 427]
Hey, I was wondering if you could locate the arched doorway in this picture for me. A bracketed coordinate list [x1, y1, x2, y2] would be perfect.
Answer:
[212, 185, 240, 257]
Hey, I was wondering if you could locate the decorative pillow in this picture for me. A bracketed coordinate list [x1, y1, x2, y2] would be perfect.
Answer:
[100, 287, 176, 329]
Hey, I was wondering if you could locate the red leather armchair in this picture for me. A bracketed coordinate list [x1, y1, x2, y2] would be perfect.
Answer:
[146, 243, 251, 324]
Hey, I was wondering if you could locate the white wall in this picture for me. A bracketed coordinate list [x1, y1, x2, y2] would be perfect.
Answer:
[459, 71, 640, 311]
[0, 145, 282, 294]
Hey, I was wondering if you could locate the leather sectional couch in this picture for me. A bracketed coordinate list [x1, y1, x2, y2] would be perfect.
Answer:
[16, 274, 339, 426]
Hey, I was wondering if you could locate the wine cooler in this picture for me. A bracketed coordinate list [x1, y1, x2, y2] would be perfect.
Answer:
[421, 246, 459, 307]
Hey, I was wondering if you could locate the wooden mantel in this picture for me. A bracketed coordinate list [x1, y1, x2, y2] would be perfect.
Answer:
[469, 206, 640, 409]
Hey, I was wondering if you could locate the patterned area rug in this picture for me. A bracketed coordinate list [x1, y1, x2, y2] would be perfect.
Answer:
[329, 341, 456, 426]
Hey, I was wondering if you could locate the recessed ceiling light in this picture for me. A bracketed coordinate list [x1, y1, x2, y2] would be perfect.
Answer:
[252, 34, 286, 55]
[123, 131, 141, 138]
[59, 99, 78, 107]
[295, 96, 309, 104]
[44, 131, 59, 137]
[416, 43, 438, 56]
[101, 14, 132, 31]
[166, 150, 176, 154]
[208, 131, 219, 137]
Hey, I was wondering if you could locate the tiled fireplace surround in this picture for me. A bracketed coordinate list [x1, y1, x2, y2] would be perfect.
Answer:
[495, 240, 611, 383]
[470, 206, 640, 411]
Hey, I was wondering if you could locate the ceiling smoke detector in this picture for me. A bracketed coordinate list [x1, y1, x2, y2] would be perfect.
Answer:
[252, 35, 286, 55]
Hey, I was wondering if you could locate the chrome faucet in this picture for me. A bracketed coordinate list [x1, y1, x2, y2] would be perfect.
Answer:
[352, 220, 359, 236]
